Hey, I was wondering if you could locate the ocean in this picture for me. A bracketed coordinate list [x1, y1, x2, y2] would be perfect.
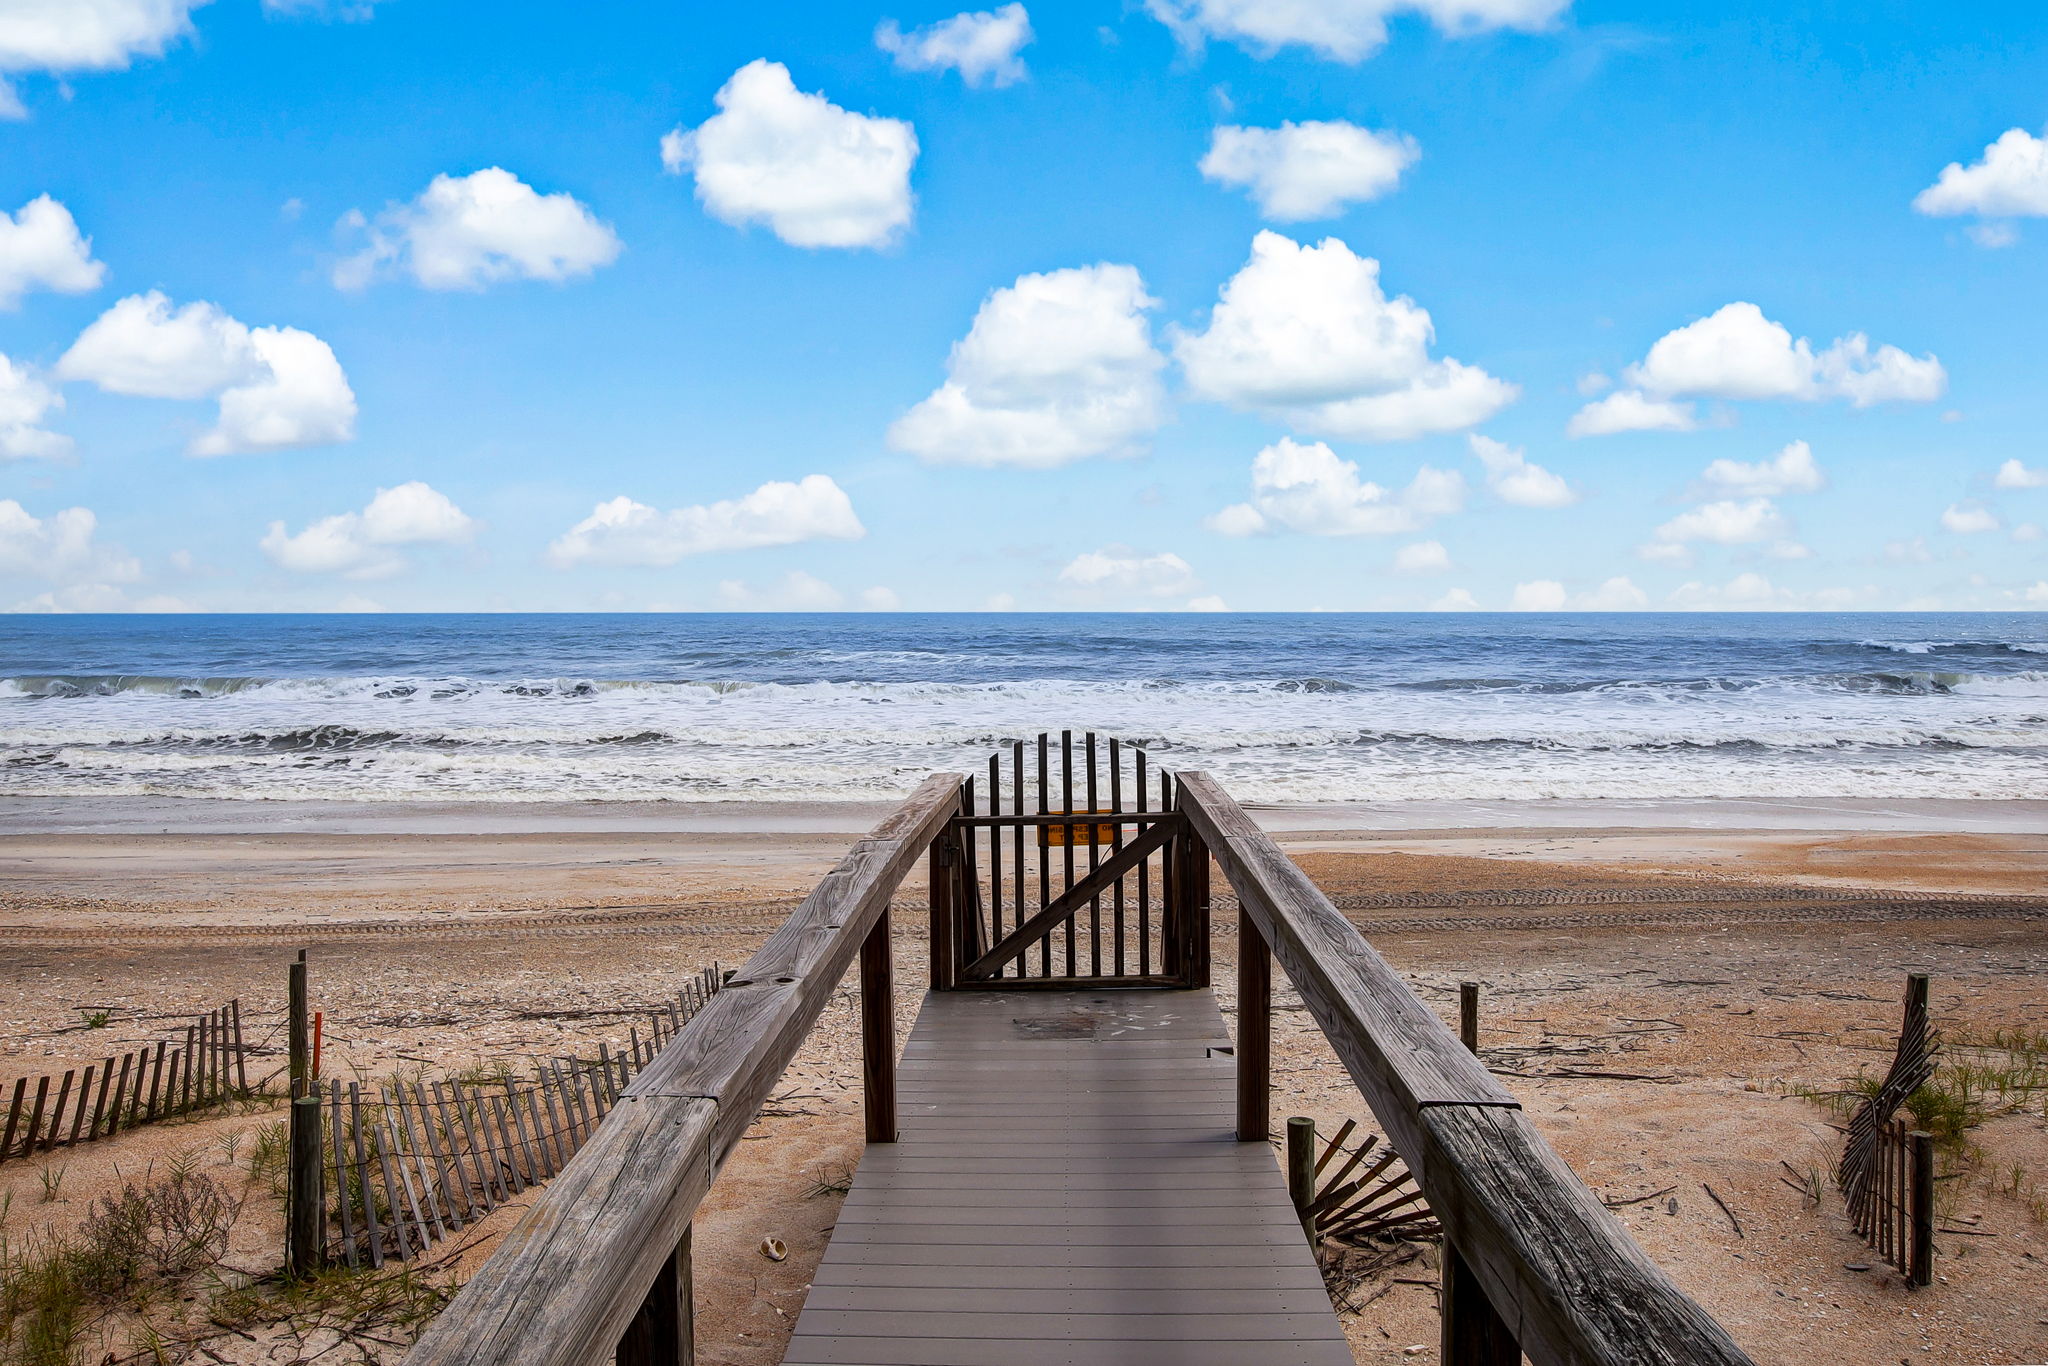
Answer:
[0, 613, 2043, 806]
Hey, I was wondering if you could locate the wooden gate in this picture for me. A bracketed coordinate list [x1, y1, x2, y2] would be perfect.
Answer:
[929, 731, 1209, 990]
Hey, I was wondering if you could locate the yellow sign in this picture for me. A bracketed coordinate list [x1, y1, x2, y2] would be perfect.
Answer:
[1041, 811, 1120, 848]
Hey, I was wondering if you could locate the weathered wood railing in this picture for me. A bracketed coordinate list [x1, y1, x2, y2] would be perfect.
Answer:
[404, 774, 965, 1366]
[1176, 771, 1754, 1366]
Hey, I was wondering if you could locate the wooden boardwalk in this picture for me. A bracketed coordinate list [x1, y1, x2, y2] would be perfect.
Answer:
[782, 988, 1353, 1366]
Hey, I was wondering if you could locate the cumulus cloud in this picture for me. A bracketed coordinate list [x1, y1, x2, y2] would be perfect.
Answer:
[0, 196, 106, 307]
[1692, 439, 1824, 499]
[1468, 434, 1575, 507]
[0, 0, 207, 117]
[1569, 303, 1945, 435]
[1914, 126, 2048, 242]
[1941, 502, 2001, 535]
[58, 292, 356, 455]
[334, 168, 621, 291]
[888, 263, 1166, 468]
[1199, 121, 1419, 221]
[0, 499, 137, 583]
[1173, 231, 1515, 441]
[1208, 437, 1463, 537]
[1508, 579, 1565, 611]
[1667, 572, 1783, 610]
[1640, 498, 1788, 564]
[876, 4, 1032, 86]
[1994, 458, 2048, 490]
[1430, 586, 1479, 611]
[716, 570, 848, 611]
[662, 60, 917, 250]
[1565, 388, 1697, 437]
[1392, 539, 1450, 574]
[0, 354, 69, 460]
[1057, 547, 1201, 603]
[1145, 0, 1570, 63]
[547, 475, 864, 569]
[261, 482, 476, 578]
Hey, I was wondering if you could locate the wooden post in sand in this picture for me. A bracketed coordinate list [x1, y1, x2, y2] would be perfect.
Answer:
[288, 950, 310, 1100]
[1237, 908, 1271, 1142]
[288, 1093, 325, 1277]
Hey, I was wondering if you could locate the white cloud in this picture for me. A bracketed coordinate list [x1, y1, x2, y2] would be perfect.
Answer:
[876, 4, 1032, 86]
[1575, 304, 1945, 437]
[1057, 547, 1199, 599]
[1578, 576, 1647, 610]
[0, 196, 106, 306]
[1565, 388, 1696, 437]
[662, 60, 917, 250]
[58, 291, 257, 398]
[1392, 539, 1450, 574]
[1209, 437, 1463, 537]
[1914, 126, 2048, 227]
[195, 325, 356, 456]
[888, 263, 1166, 468]
[983, 591, 1017, 611]
[2023, 582, 2048, 604]
[2012, 523, 2042, 544]
[263, 0, 387, 18]
[1468, 434, 1575, 507]
[1509, 579, 1566, 611]
[58, 291, 356, 455]
[1994, 458, 2048, 490]
[858, 586, 903, 610]
[1968, 222, 2020, 249]
[1430, 587, 1479, 611]
[1186, 594, 1230, 612]
[547, 475, 864, 568]
[1642, 498, 1787, 562]
[1145, 0, 1570, 63]
[1199, 121, 1419, 221]
[0, 499, 165, 612]
[1173, 231, 1514, 441]
[0, 353, 69, 460]
[0, 0, 207, 116]
[1667, 572, 1783, 610]
[1941, 502, 2001, 535]
[1884, 537, 1933, 565]
[261, 482, 476, 578]
[717, 570, 846, 611]
[334, 168, 621, 292]
[1693, 439, 1824, 498]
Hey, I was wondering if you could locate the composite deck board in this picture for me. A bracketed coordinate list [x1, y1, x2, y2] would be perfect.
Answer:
[782, 988, 1352, 1366]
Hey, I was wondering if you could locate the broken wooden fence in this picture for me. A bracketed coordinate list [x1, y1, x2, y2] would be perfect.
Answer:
[319, 967, 723, 1267]
[0, 1001, 248, 1163]
[1838, 972, 1936, 1287]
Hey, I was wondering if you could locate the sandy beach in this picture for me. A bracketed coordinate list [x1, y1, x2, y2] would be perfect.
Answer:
[3, 795, 2046, 1365]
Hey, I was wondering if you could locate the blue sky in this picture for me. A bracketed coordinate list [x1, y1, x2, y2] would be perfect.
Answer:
[1, 0, 2046, 612]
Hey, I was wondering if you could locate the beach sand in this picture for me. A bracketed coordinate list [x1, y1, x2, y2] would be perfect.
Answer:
[3, 800, 2046, 1366]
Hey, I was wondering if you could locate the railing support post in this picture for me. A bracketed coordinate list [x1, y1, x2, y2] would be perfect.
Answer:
[1286, 1115, 1316, 1248]
[861, 908, 897, 1144]
[1237, 909, 1271, 1142]
[1443, 977, 1517, 1364]
[615, 1228, 692, 1366]
[1186, 830, 1212, 988]
[1909, 1129, 1934, 1288]
[929, 828, 957, 992]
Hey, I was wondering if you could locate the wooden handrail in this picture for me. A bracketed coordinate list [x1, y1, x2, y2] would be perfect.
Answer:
[403, 773, 966, 1366]
[1174, 772, 1754, 1366]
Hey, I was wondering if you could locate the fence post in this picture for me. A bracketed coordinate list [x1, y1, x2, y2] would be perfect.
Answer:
[1909, 1130, 1934, 1288]
[861, 908, 897, 1144]
[287, 1093, 325, 1278]
[616, 1227, 693, 1366]
[1237, 909, 1271, 1142]
[288, 950, 309, 1100]
[1459, 981, 1480, 1052]
[1286, 1116, 1317, 1247]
